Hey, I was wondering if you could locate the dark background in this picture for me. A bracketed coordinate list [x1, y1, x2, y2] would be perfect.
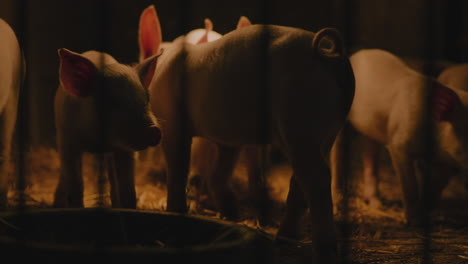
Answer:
[0, 0, 467, 147]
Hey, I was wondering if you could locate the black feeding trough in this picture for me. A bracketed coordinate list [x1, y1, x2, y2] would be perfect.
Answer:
[0, 208, 272, 264]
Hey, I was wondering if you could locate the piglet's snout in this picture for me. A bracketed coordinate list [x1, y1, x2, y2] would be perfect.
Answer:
[145, 125, 161, 146]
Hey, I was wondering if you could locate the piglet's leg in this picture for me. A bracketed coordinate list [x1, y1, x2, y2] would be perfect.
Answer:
[164, 127, 192, 213]
[427, 163, 454, 210]
[362, 137, 381, 207]
[330, 125, 350, 214]
[207, 143, 239, 221]
[53, 148, 83, 208]
[243, 145, 273, 226]
[389, 146, 421, 226]
[276, 175, 308, 240]
[106, 154, 119, 207]
[188, 138, 217, 200]
[0, 113, 12, 210]
[108, 151, 136, 209]
[290, 148, 337, 264]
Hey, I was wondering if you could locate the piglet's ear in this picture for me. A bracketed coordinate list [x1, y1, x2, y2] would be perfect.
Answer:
[195, 18, 214, 45]
[58, 48, 97, 97]
[135, 51, 161, 89]
[236, 16, 252, 29]
[139, 5, 162, 62]
[432, 82, 462, 121]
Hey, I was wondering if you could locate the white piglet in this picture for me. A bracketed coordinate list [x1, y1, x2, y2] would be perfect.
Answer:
[437, 63, 468, 192]
[438, 64, 468, 90]
[187, 15, 275, 226]
[141, 12, 267, 223]
[332, 49, 468, 226]
[184, 16, 274, 224]
[139, 5, 355, 263]
[158, 18, 222, 52]
[0, 19, 24, 209]
[54, 48, 161, 208]
[185, 18, 222, 44]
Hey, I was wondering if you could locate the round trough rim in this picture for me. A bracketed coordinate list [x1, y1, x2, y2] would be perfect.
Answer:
[0, 208, 266, 255]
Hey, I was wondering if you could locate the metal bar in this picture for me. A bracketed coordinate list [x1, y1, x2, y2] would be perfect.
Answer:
[93, 0, 111, 255]
[260, 0, 272, 225]
[422, 0, 436, 263]
[444, 0, 462, 63]
[338, 0, 354, 263]
[97, 0, 110, 209]
[15, 0, 29, 215]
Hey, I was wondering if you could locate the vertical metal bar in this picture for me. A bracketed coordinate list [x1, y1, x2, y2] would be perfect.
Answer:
[260, 0, 271, 228]
[8, 0, 30, 257]
[462, 1, 468, 62]
[93, 0, 111, 256]
[97, 0, 110, 209]
[179, 0, 190, 34]
[338, 0, 354, 263]
[15, 0, 29, 215]
[176, 0, 190, 214]
[335, 0, 356, 263]
[344, 0, 355, 261]
[422, 0, 435, 263]
[444, 0, 462, 63]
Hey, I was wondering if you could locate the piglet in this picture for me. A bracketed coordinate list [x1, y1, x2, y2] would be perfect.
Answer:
[185, 15, 274, 224]
[140, 8, 267, 222]
[438, 64, 468, 90]
[185, 18, 222, 44]
[0, 19, 24, 209]
[437, 63, 468, 193]
[139, 5, 354, 264]
[332, 49, 468, 226]
[53, 48, 161, 208]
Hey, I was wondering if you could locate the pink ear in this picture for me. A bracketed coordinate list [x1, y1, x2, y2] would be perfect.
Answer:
[236, 16, 252, 29]
[135, 52, 161, 89]
[140, 54, 161, 88]
[143, 59, 157, 89]
[195, 18, 214, 45]
[432, 82, 461, 121]
[58, 48, 96, 97]
[139, 5, 162, 62]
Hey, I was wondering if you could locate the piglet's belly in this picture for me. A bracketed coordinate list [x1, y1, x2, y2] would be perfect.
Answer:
[189, 93, 273, 145]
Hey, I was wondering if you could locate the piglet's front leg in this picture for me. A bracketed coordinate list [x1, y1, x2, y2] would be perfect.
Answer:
[362, 137, 382, 208]
[164, 123, 192, 213]
[389, 147, 422, 226]
[107, 151, 136, 209]
[0, 109, 15, 210]
[207, 144, 240, 221]
[53, 148, 84, 208]
[428, 164, 457, 207]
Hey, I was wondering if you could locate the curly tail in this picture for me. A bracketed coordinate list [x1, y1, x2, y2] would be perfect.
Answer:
[312, 28, 345, 59]
[313, 28, 355, 131]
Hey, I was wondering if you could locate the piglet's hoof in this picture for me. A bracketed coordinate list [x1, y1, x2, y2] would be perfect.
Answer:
[404, 213, 429, 229]
[219, 202, 241, 222]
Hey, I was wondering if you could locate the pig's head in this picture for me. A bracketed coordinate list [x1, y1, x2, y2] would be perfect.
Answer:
[431, 81, 468, 171]
[188, 16, 250, 45]
[186, 18, 222, 45]
[58, 48, 161, 151]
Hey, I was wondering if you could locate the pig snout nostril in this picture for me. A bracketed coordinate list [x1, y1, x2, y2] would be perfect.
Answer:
[147, 125, 161, 146]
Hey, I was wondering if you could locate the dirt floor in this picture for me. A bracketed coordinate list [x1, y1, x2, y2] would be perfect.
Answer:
[4, 144, 468, 264]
